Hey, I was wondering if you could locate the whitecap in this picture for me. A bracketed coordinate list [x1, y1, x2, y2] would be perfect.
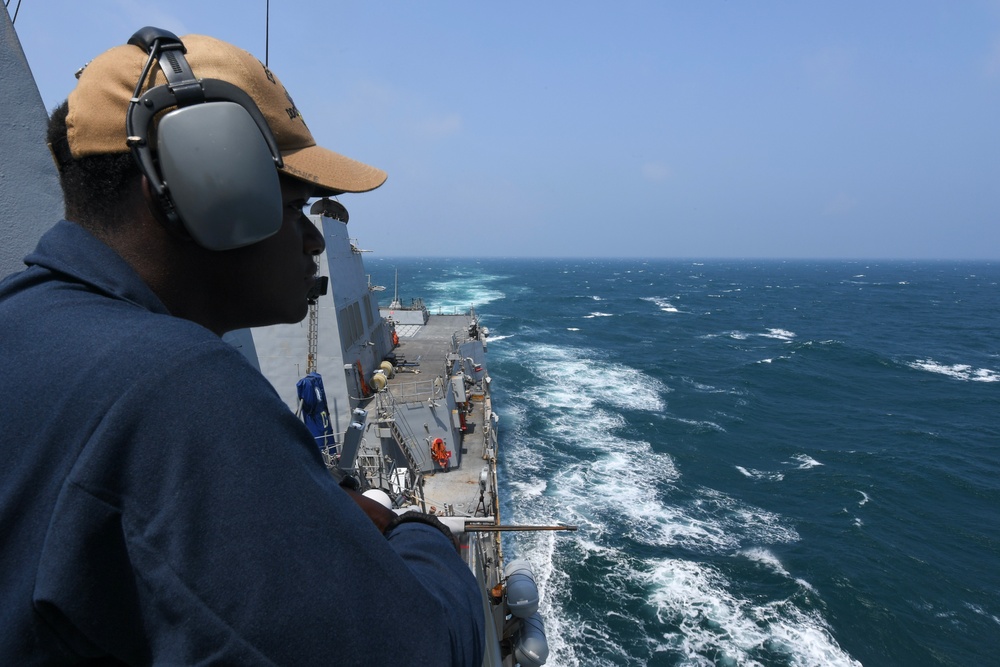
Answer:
[642, 296, 680, 313]
[755, 355, 791, 365]
[857, 491, 870, 506]
[788, 454, 823, 469]
[761, 328, 797, 341]
[736, 466, 785, 482]
[583, 312, 614, 319]
[566, 327, 580, 332]
[671, 416, 726, 433]
[906, 358, 1000, 383]
[964, 602, 1000, 627]
[740, 547, 791, 578]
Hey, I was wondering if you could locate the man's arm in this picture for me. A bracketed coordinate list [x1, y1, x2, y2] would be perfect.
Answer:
[35, 341, 484, 665]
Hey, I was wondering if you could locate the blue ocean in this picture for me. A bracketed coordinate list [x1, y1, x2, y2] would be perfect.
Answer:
[368, 258, 999, 667]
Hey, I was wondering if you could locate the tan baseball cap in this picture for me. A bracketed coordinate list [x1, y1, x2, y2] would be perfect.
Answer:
[66, 33, 387, 195]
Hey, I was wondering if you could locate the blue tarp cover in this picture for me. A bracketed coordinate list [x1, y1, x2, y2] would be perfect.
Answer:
[296, 372, 334, 453]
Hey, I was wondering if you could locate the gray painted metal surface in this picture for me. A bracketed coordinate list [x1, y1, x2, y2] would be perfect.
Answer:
[1, 9, 62, 279]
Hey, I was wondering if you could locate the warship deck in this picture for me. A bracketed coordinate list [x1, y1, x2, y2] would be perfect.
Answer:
[387, 313, 494, 519]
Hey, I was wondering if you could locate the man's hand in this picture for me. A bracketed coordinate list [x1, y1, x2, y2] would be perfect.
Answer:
[342, 487, 396, 534]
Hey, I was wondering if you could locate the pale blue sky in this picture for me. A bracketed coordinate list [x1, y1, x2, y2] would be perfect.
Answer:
[9, 1, 1000, 258]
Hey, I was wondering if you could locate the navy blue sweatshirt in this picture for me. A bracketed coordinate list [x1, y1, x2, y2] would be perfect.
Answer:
[0, 221, 484, 665]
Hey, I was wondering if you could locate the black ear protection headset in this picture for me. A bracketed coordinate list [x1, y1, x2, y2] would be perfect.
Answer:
[125, 27, 284, 251]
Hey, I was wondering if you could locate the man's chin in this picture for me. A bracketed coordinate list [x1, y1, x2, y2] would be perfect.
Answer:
[233, 304, 310, 331]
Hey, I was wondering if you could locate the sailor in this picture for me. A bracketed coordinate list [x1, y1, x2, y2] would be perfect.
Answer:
[0, 29, 484, 665]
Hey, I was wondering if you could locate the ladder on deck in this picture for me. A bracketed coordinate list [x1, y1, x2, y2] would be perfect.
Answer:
[384, 418, 423, 479]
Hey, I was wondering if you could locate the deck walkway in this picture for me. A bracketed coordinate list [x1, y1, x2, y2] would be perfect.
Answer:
[386, 313, 493, 518]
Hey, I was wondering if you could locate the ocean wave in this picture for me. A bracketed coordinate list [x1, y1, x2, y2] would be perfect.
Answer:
[504, 386, 812, 666]
[669, 416, 726, 433]
[788, 454, 823, 470]
[642, 296, 680, 313]
[761, 328, 797, 341]
[964, 602, 1000, 627]
[681, 379, 745, 397]
[424, 273, 506, 311]
[754, 356, 792, 365]
[697, 488, 800, 547]
[520, 343, 668, 413]
[508, 478, 548, 499]
[646, 558, 861, 667]
[739, 547, 816, 592]
[583, 312, 615, 319]
[703, 328, 799, 345]
[505, 451, 809, 664]
[905, 358, 1000, 382]
[736, 466, 785, 482]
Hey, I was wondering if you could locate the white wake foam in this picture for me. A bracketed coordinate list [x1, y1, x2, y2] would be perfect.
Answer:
[646, 559, 860, 667]
[522, 343, 668, 413]
[498, 340, 858, 665]
[424, 272, 505, 312]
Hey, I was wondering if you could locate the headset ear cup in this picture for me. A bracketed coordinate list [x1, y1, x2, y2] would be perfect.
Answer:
[155, 102, 282, 250]
[124, 31, 284, 251]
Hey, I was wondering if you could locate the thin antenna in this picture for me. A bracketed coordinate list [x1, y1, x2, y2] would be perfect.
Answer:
[265, 0, 270, 67]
